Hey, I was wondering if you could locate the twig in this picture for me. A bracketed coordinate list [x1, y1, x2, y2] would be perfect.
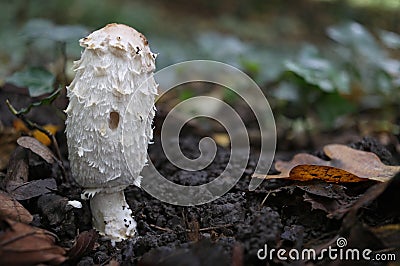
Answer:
[259, 191, 271, 209]
[198, 224, 233, 232]
[6, 87, 61, 115]
[6, 97, 67, 183]
[149, 224, 173, 232]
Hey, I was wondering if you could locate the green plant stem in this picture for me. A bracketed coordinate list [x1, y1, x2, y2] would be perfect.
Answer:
[6, 98, 67, 183]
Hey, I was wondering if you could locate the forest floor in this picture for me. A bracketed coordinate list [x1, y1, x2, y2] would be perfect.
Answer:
[0, 85, 399, 266]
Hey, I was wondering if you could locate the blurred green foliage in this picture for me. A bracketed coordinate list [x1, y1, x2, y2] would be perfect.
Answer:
[276, 22, 400, 128]
[1, 0, 399, 133]
[6, 67, 55, 97]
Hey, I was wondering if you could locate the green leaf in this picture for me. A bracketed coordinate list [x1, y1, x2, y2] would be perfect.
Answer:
[379, 30, 400, 49]
[327, 21, 386, 61]
[22, 19, 88, 43]
[6, 67, 55, 97]
[316, 93, 356, 128]
[327, 21, 376, 48]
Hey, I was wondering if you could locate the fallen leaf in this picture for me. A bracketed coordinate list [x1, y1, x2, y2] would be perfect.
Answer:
[303, 193, 355, 219]
[0, 218, 67, 265]
[17, 136, 57, 164]
[269, 181, 359, 219]
[32, 124, 60, 146]
[7, 178, 57, 200]
[13, 119, 60, 146]
[288, 165, 367, 183]
[341, 172, 400, 231]
[324, 144, 400, 181]
[67, 229, 98, 261]
[295, 182, 349, 199]
[0, 191, 33, 223]
[0, 127, 19, 171]
[4, 146, 29, 189]
[254, 144, 400, 182]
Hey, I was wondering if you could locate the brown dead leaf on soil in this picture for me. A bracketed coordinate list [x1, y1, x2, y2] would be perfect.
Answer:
[2, 145, 58, 200]
[254, 144, 400, 183]
[7, 178, 58, 201]
[0, 218, 67, 265]
[67, 229, 98, 261]
[17, 136, 57, 164]
[310, 173, 400, 257]
[0, 191, 33, 223]
[0, 126, 20, 171]
[3, 146, 29, 189]
[268, 181, 359, 219]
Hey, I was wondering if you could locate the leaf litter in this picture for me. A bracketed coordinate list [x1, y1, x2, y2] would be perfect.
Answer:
[1, 96, 399, 265]
[0, 218, 67, 265]
[254, 144, 400, 182]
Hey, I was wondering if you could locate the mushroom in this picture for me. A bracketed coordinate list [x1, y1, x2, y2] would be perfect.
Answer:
[65, 23, 157, 242]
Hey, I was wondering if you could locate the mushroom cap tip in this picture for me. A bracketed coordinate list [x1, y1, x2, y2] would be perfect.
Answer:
[81, 23, 149, 49]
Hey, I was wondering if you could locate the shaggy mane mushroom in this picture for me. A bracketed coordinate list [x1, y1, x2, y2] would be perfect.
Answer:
[65, 23, 157, 242]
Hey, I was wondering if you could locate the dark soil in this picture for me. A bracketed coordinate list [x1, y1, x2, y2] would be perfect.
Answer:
[41, 133, 400, 265]
[0, 88, 399, 265]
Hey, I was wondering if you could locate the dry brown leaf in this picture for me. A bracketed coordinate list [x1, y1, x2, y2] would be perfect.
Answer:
[4, 146, 29, 189]
[254, 144, 400, 182]
[17, 136, 57, 164]
[0, 218, 67, 265]
[0, 127, 19, 171]
[323, 144, 400, 182]
[0, 191, 33, 223]
[7, 178, 57, 200]
[67, 229, 98, 260]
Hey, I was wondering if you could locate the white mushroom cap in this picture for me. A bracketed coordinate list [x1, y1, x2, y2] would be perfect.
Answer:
[66, 23, 158, 191]
[79, 23, 156, 73]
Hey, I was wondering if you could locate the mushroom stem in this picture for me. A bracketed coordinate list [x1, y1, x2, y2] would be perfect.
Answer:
[89, 190, 136, 243]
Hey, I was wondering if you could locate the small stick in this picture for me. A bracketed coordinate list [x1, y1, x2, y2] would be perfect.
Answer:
[149, 224, 173, 232]
[198, 224, 233, 232]
[259, 191, 271, 209]
[6, 98, 67, 183]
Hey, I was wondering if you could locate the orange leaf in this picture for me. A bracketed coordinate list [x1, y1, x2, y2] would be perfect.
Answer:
[12, 119, 29, 133]
[32, 124, 60, 146]
[288, 165, 368, 183]
[13, 119, 60, 146]
[254, 144, 400, 182]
